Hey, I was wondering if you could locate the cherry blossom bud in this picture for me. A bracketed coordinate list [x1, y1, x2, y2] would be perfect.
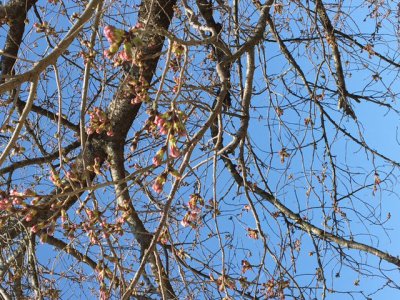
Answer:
[133, 22, 144, 30]
[169, 143, 180, 158]
[152, 181, 163, 194]
[153, 155, 162, 166]
[154, 115, 165, 127]
[159, 125, 169, 135]
[181, 217, 190, 227]
[31, 225, 39, 233]
[153, 148, 165, 166]
[103, 25, 116, 43]
[13, 198, 22, 205]
[119, 50, 132, 61]
[87, 127, 95, 135]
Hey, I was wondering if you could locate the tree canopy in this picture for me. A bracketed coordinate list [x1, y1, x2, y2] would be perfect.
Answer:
[0, 0, 400, 299]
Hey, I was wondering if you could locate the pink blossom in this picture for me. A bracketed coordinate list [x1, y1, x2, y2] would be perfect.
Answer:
[134, 22, 144, 30]
[153, 155, 162, 166]
[154, 115, 165, 127]
[190, 206, 201, 214]
[169, 144, 180, 158]
[181, 218, 190, 227]
[103, 49, 113, 59]
[13, 198, 22, 205]
[10, 189, 20, 196]
[31, 225, 39, 233]
[90, 236, 98, 245]
[87, 127, 94, 135]
[103, 25, 116, 43]
[159, 125, 168, 135]
[119, 50, 132, 61]
[86, 210, 94, 219]
[188, 211, 199, 221]
[0, 199, 11, 210]
[152, 181, 163, 194]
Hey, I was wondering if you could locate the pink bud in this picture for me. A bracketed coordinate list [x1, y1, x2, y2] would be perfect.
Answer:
[119, 50, 132, 61]
[31, 225, 39, 233]
[154, 115, 165, 127]
[134, 23, 144, 30]
[159, 125, 168, 135]
[87, 127, 94, 135]
[103, 25, 116, 43]
[181, 218, 190, 227]
[152, 181, 163, 194]
[169, 144, 180, 158]
[13, 198, 22, 205]
[153, 156, 162, 166]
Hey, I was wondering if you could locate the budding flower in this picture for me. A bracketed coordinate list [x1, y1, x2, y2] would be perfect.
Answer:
[169, 140, 180, 158]
[103, 49, 113, 59]
[181, 217, 190, 227]
[153, 148, 165, 166]
[119, 50, 132, 61]
[154, 115, 165, 127]
[132, 22, 144, 30]
[152, 181, 163, 194]
[152, 173, 167, 194]
[31, 225, 39, 233]
[103, 25, 116, 43]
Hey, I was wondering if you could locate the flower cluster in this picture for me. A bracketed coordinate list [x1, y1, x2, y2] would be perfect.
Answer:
[152, 147, 166, 166]
[153, 110, 186, 137]
[264, 278, 290, 300]
[210, 274, 235, 292]
[65, 163, 84, 183]
[247, 228, 259, 240]
[103, 25, 126, 58]
[33, 22, 56, 35]
[50, 170, 63, 188]
[181, 194, 204, 228]
[241, 260, 252, 273]
[128, 76, 150, 104]
[149, 109, 187, 168]
[169, 42, 185, 73]
[0, 189, 35, 212]
[158, 229, 170, 245]
[103, 23, 144, 62]
[30, 220, 56, 238]
[86, 157, 102, 175]
[103, 24, 153, 105]
[87, 107, 113, 136]
[152, 172, 167, 194]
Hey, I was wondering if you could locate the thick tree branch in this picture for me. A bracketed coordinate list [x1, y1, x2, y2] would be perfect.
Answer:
[0, 141, 79, 176]
[315, 0, 356, 118]
[0, 0, 37, 81]
[45, 236, 98, 270]
[0, 0, 101, 94]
